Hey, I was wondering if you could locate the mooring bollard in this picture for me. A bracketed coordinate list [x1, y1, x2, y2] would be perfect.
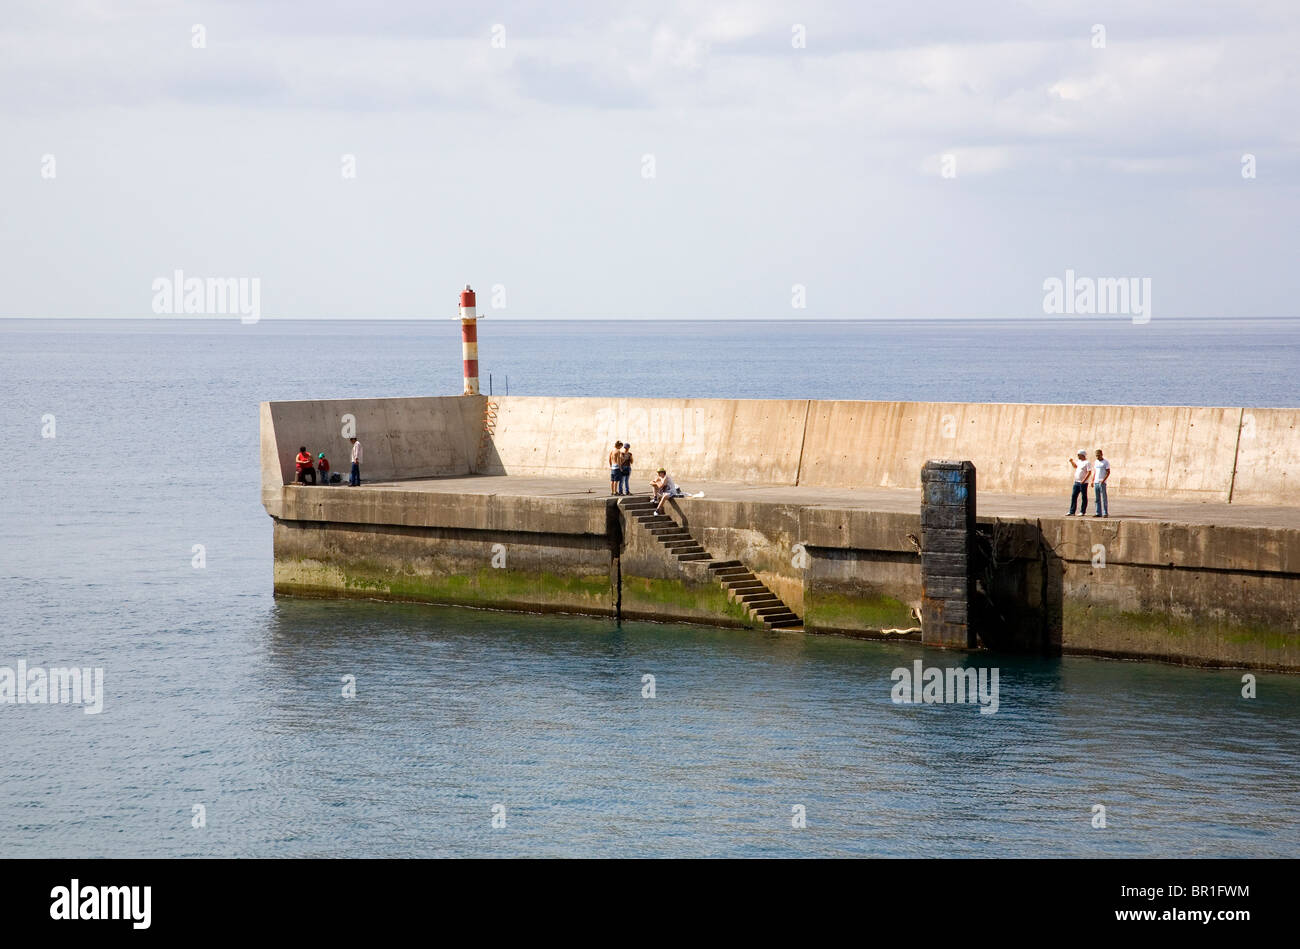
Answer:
[920, 460, 976, 648]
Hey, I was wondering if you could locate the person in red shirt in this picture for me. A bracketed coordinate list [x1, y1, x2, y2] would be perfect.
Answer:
[316, 452, 331, 485]
[295, 446, 317, 485]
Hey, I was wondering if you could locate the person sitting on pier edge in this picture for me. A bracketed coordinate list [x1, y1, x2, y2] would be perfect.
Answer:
[618, 442, 633, 496]
[316, 451, 331, 485]
[608, 441, 624, 495]
[1066, 448, 1091, 516]
[650, 467, 683, 514]
[295, 446, 316, 485]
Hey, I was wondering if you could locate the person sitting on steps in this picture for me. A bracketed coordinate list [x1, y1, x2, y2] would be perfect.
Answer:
[650, 467, 683, 514]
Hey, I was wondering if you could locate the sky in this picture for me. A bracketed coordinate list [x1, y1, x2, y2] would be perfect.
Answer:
[1, 0, 1297, 319]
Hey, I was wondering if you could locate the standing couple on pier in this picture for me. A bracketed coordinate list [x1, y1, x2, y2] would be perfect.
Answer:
[609, 441, 633, 495]
[1067, 448, 1112, 517]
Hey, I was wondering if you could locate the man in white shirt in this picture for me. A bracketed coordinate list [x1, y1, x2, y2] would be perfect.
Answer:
[1092, 448, 1111, 517]
[1067, 449, 1091, 516]
[348, 437, 363, 487]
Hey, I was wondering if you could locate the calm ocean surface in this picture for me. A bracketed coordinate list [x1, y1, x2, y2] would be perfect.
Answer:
[2, 317, 1298, 858]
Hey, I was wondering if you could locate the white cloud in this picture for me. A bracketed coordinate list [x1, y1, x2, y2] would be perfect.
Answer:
[0, 0, 1297, 319]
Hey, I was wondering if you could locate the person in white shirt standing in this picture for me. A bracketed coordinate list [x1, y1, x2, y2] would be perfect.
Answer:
[1092, 448, 1111, 517]
[1067, 449, 1092, 516]
[348, 436, 363, 487]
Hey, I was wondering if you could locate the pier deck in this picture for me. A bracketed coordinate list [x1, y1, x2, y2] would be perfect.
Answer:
[348, 474, 1300, 530]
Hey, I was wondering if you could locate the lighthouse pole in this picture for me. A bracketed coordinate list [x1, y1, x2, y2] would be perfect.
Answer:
[460, 284, 479, 395]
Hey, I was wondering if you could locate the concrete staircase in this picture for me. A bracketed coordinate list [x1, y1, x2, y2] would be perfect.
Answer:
[619, 496, 803, 630]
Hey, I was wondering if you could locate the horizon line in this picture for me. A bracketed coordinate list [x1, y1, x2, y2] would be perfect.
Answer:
[3, 315, 1299, 323]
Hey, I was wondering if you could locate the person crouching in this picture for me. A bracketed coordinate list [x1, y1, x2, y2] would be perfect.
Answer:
[295, 446, 316, 485]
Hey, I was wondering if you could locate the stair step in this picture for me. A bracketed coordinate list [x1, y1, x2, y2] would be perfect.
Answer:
[649, 526, 689, 536]
[676, 553, 712, 562]
[752, 604, 793, 616]
[765, 617, 803, 629]
[672, 547, 706, 556]
[707, 561, 744, 571]
[738, 592, 779, 604]
[723, 575, 759, 586]
[662, 539, 700, 548]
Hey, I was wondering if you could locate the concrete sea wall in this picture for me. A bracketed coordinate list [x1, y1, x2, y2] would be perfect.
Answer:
[461, 396, 1293, 503]
[260, 394, 1300, 671]
[269, 484, 617, 615]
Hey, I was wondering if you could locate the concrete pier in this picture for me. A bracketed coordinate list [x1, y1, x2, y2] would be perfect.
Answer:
[261, 395, 1300, 672]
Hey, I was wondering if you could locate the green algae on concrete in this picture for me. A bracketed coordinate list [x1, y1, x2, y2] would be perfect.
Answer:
[276, 557, 614, 615]
[804, 590, 916, 636]
[1063, 600, 1298, 670]
[620, 575, 759, 628]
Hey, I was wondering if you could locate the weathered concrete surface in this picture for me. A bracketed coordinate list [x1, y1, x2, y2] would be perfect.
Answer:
[260, 396, 1300, 670]
[274, 519, 616, 615]
[796, 508, 921, 640]
[478, 396, 809, 483]
[268, 480, 609, 535]
[262, 395, 1298, 504]
[798, 401, 1245, 500]
[1230, 407, 1300, 505]
[266, 474, 1297, 669]
[262, 396, 481, 492]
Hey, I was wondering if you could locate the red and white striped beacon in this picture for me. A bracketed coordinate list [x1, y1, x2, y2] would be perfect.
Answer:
[459, 284, 480, 395]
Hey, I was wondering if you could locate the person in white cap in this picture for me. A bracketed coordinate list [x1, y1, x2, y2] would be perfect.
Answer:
[1066, 449, 1092, 516]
